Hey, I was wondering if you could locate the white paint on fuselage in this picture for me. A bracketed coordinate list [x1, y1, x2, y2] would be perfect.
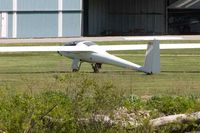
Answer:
[58, 42, 143, 71]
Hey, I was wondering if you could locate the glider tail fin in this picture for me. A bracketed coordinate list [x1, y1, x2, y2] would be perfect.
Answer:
[143, 40, 160, 74]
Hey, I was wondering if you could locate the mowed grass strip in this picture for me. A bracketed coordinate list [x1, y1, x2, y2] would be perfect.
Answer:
[0, 41, 199, 96]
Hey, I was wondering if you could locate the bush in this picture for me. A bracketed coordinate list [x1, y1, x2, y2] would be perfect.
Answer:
[0, 88, 75, 133]
[123, 95, 145, 110]
[1, 76, 200, 132]
[0, 75, 126, 132]
[147, 95, 197, 115]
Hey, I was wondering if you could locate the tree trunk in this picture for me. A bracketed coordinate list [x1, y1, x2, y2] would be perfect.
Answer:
[150, 112, 200, 127]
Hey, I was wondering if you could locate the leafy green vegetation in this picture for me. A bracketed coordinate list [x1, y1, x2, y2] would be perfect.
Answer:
[1, 78, 200, 132]
[147, 95, 197, 115]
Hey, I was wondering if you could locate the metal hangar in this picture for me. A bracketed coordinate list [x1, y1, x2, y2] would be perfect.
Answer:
[0, 0, 199, 38]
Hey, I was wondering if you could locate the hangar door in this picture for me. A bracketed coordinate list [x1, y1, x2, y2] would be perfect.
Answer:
[168, 0, 200, 34]
[84, 0, 166, 36]
[0, 12, 8, 38]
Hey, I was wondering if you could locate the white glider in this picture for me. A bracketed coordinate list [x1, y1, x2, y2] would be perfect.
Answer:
[0, 40, 200, 74]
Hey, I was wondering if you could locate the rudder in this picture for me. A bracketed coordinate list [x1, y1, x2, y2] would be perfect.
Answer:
[143, 40, 160, 74]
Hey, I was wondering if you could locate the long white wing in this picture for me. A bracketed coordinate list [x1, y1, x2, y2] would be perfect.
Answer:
[0, 46, 90, 52]
[0, 44, 200, 52]
[0, 45, 148, 52]
[99, 45, 147, 51]
[100, 43, 200, 51]
[160, 44, 200, 49]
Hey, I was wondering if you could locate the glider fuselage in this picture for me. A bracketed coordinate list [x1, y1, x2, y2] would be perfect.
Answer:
[58, 43, 143, 71]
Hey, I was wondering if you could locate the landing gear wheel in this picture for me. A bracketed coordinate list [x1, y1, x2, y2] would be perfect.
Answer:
[93, 66, 99, 73]
[146, 72, 153, 75]
[72, 69, 79, 72]
[96, 63, 102, 69]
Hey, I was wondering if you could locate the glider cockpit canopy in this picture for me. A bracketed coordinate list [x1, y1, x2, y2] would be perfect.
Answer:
[84, 41, 97, 46]
[64, 41, 82, 46]
[64, 41, 97, 47]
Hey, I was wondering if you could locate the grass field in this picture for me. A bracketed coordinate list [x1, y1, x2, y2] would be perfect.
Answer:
[0, 40, 200, 96]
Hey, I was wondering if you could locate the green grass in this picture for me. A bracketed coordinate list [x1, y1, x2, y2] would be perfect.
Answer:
[0, 41, 200, 96]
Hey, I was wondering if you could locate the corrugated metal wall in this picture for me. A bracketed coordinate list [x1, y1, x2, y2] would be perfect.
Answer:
[18, 0, 58, 11]
[62, 0, 82, 37]
[0, 0, 83, 38]
[0, 0, 167, 38]
[63, 0, 82, 10]
[88, 0, 107, 36]
[63, 12, 82, 36]
[8, 13, 13, 38]
[88, 0, 165, 36]
[0, 0, 13, 11]
[0, 0, 82, 11]
[17, 12, 58, 38]
[0, 14, 1, 37]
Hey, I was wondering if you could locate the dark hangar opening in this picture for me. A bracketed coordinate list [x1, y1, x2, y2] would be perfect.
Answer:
[168, 0, 200, 35]
[83, 0, 200, 36]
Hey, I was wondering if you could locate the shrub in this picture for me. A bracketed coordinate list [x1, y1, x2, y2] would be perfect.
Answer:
[0, 88, 75, 133]
[1, 76, 200, 132]
[123, 95, 145, 110]
[147, 95, 197, 115]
